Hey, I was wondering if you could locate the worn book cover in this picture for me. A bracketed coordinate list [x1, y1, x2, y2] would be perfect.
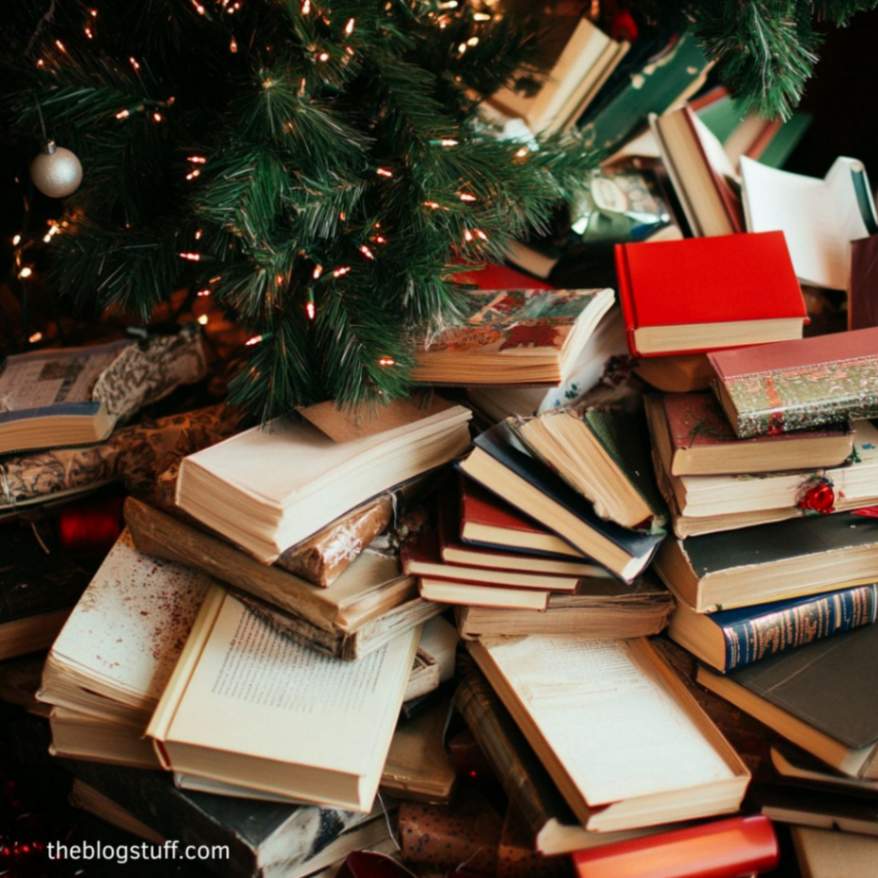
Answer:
[850, 233, 878, 330]
[709, 327, 878, 438]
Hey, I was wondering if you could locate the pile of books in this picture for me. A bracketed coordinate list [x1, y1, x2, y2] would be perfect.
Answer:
[5, 6, 878, 878]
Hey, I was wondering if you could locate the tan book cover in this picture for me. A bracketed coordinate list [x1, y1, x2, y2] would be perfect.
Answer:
[148, 587, 419, 811]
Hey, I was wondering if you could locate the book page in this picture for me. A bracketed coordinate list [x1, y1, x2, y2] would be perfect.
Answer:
[50, 530, 210, 704]
[484, 636, 734, 805]
[164, 595, 416, 776]
[0, 342, 127, 413]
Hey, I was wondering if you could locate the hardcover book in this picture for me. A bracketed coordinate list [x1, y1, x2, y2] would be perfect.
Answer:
[410, 288, 615, 386]
[667, 584, 878, 672]
[124, 498, 440, 661]
[793, 826, 878, 878]
[656, 419, 878, 522]
[578, 31, 711, 155]
[615, 232, 806, 357]
[458, 421, 665, 581]
[467, 635, 749, 833]
[709, 327, 878, 438]
[740, 155, 878, 290]
[459, 480, 590, 560]
[38, 529, 211, 725]
[644, 393, 854, 476]
[655, 511, 878, 612]
[0, 328, 206, 454]
[61, 759, 385, 878]
[697, 622, 878, 780]
[513, 404, 665, 530]
[649, 104, 745, 237]
[491, 11, 628, 135]
[572, 815, 778, 878]
[147, 587, 419, 811]
[175, 401, 472, 563]
[850, 233, 878, 331]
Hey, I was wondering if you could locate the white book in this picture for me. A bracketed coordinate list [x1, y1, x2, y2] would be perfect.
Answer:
[148, 587, 419, 811]
[176, 402, 472, 563]
[741, 155, 878, 289]
[38, 529, 211, 722]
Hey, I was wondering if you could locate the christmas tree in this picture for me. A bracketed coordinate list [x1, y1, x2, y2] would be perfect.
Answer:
[5, 0, 598, 418]
[4, 1, 875, 417]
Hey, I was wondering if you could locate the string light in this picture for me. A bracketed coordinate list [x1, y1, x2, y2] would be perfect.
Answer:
[458, 191, 477, 202]
[42, 222, 61, 244]
[302, 0, 311, 13]
[344, 17, 355, 35]
[152, 111, 164, 123]
[194, 229, 204, 240]
[187, 155, 207, 164]
[358, 244, 375, 260]
[317, 51, 330, 62]
[305, 288, 316, 320]
[191, 0, 206, 14]
[378, 356, 396, 366]
[373, 234, 387, 244]
[312, 264, 324, 280]
[186, 169, 201, 180]
[376, 167, 393, 178]
[473, 12, 491, 20]
[18, 267, 33, 279]
[197, 289, 211, 296]
[332, 266, 351, 278]
[245, 334, 263, 345]
[11, 234, 21, 246]
[197, 314, 209, 325]
[84, 26, 94, 39]
[467, 36, 479, 46]
[129, 57, 141, 73]
[89, 7, 98, 15]
[179, 252, 202, 261]
[514, 146, 529, 159]
[36, 59, 45, 68]
[28, 332, 43, 344]
[229, 36, 238, 53]
[423, 200, 442, 210]
[54, 40, 67, 53]
[115, 109, 130, 120]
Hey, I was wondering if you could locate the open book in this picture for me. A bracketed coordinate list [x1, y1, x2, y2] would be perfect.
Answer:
[741, 155, 878, 289]
[148, 588, 419, 811]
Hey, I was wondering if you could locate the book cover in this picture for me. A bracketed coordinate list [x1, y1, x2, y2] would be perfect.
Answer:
[660, 392, 849, 456]
[615, 232, 806, 357]
[726, 622, 878, 752]
[460, 479, 587, 560]
[849, 233, 878, 330]
[708, 327, 878, 437]
[466, 421, 664, 579]
[62, 759, 372, 878]
[414, 288, 610, 361]
[793, 825, 878, 877]
[677, 511, 878, 582]
[572, 815, 778, 878]
[579, 31, 710, 154]
[706, 585, 878, 672]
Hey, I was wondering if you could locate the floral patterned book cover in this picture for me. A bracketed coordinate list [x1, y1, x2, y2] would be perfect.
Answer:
[423, 289, 607, 356]
[709, 328, 878, 438]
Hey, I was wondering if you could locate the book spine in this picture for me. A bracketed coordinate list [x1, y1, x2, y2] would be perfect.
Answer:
[454, 663, 566, 840]
[722, 584, 878, 671]
[613, 243, 639, 357]
[720, 358, 878, 438]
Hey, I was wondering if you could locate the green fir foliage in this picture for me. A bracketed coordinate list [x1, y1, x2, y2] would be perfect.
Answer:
[5, 0, 598, 416]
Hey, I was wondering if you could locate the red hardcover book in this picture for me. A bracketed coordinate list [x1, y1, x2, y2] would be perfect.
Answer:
[459, 480, 589, 560]
[709, 326, 878, 438]
[572, 815, 778, 878]
[453, 263, 555, 291]
[615, 232, 807, 358]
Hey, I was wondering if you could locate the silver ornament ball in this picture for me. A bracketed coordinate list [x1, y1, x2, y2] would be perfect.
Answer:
[30, 141, 83, 198]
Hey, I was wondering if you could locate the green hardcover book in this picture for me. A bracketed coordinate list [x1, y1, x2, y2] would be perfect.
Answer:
[578, 32, 710, 155]
[513, 404, 665, 532]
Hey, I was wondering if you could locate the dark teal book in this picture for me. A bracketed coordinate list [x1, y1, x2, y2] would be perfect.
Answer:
[578, 31, 710, 155]
[669, 584, 878, 672]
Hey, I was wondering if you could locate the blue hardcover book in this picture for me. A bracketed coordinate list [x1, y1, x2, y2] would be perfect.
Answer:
[669, 583, 878, 672]
[457, 420, 664, 582]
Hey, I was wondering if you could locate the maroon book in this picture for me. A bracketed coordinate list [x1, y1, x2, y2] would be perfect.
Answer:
[850, 234, 878, 330]
[708, 327, 878, 438]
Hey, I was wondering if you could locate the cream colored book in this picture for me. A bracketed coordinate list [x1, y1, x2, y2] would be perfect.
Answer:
[148, 587, 419, 811]
[176, 402, 472, 563]
[793, 826, 878, 878]
[38, 529, 210, 723]
[467, 635, 748, 832]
